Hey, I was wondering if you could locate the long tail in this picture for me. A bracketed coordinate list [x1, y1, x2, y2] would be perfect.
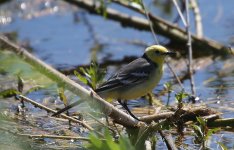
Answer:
[52, 88, 100, 116]
[52, 100, 83, 116]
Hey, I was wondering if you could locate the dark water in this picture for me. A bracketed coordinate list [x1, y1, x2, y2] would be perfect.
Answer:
[0, 0, 233, 149]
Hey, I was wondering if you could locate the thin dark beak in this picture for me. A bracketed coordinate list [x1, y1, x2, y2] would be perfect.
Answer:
[165, 51, 176, 56]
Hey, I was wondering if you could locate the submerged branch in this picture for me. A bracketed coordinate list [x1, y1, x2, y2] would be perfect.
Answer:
[59, 56, 137, 75]
[207, 118, 234, 128]
[64, 0, 230, 56]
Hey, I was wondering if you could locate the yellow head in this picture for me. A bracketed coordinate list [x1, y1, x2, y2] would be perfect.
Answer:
[144, 45, 175, 64]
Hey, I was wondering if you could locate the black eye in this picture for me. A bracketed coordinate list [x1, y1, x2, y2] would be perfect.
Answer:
[155, 50, 160, 54]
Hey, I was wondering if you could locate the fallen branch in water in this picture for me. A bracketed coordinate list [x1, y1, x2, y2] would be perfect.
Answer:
[64, 0, 231, 56]
[207, 118, 234, 128]
[59, 56, 137, 75]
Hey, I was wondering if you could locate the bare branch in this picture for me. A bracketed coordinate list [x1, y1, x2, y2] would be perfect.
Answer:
[141, 2, 159, 44]
[171, 0, 187, 27]
[190, 0, 203, 38]
[159, 130, 178, 150]
[18, 134, 91, 141]
[185, 0, 196, 96]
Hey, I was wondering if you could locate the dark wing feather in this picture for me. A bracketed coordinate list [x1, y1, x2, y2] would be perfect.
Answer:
[95, 57, 156, 93]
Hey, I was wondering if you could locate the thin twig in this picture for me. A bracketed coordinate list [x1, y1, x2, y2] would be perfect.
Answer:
[171, 0, 187, 27]
[18, 95, 95, 132]
[185, 0, 196, 96]
[139, 112, 174, 123]
[141, 1, 184, 90]
[171, 0, 196, 94]
[202, 114, 220, 121]
[165, 61, 184, 90]
[141, 2, 159, 44]
[0, 126, 90, 141]
[190, 0, 203, 38]
[18, 134, 91, 141]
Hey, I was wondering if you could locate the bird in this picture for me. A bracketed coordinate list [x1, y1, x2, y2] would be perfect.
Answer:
[52, 45, 175, 120]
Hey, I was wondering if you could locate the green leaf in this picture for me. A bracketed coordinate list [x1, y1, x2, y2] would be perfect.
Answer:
[87, 129, 134, 150]
[175, 91, 188, 103]
[0, 89, 20, 98]
[192, 124, 203, 138]
[104, 129, 120, 150]
[196, 117, 206, 128]
[131, 0, 143, 6]
[119, 136, 134, 150]
[206, 128, 220, 140]
[58, 88, 67, 106]
[75, 61, 106, 90]
[164, 82, 172, 90]
[74, 70, 88, 85]
[89, 133, 102, 149]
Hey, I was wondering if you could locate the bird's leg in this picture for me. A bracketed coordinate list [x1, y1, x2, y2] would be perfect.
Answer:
[147, 93, 153, 106]
[117, 99, 140, 121]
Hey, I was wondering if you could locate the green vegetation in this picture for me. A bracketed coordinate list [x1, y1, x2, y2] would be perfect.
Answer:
[74, 61, 106, 90]
[87, 129, 134, 150]
[192, 117, 220, 149]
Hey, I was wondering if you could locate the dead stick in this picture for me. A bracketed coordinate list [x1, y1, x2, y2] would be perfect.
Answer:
[190, 0, 203, 38]
[0, 126, 90, 141]
[185, 0, 196, 96]
[159, 130, 178, 150]
[207, 118, 234, 128]
[139, 112, 174, 123]
[18, 134, 90, 141]
[139, 107, 220, 123]
[19, 95, 95, 132]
